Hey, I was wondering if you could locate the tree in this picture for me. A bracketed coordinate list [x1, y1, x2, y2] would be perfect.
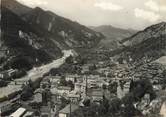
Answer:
[108, 81, 118, 94]
[65, 55, 73, 64]
[102, 96, 110, 114]
[102, 84, 107, 90]
[83, 98, 91, 107]
[117, 57, 124, 64]
[89, 64, 97, 71]
[163, 69, 166, 77]
[68, 80, 74, 90]
[21, 84, 33, 101]
[109, 98, 121, 114]
[50, 68, 60, 75]
[59, 76, 67, 86]
[130, 79, 156, 101]
[60, 97, 70, 109]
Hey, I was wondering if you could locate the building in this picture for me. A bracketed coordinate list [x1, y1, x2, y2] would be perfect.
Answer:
[88, 89, 103, 103]
[67, 93, 80, 103]
[57, 86, 71, 96]
[58, 104, 79, 117]
[0, 69, 18, 79]
[117, 81, 130, 99]
[74, 82, 86, 93]
[123, 81, 130, 94]
[117, 84, 125, 99]
[9, 107, 26, 117]
[65, 74, 79, 83]
[33, 89, 43, 103]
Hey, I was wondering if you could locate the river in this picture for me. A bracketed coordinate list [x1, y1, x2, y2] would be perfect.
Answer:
[0, 50, 74, 98]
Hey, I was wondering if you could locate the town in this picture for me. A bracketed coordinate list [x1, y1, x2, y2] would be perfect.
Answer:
[0, 50, 166, 117]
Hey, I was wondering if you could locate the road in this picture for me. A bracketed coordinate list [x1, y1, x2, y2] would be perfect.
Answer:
[0, 50, 74, 98]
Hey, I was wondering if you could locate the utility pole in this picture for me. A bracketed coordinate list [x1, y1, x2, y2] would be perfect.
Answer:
[85, 75, 88, 96]
[69, 96, 72, 117]
[69, 102, 71, 117]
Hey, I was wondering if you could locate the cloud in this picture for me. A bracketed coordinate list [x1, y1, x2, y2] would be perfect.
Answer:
[134, 8, 160, 22]
[94, 2, 123, 11]
[17, 0, 48, 6]
[145, 0, 166, 12]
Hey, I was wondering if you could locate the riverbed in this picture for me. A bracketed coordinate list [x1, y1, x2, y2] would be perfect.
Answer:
[0, 50, 73, 98]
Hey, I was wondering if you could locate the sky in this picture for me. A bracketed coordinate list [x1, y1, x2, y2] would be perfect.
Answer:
[17, 0, 166, 30]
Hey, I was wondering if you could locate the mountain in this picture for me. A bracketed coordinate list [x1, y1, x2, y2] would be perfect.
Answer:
[1, 0, 103, 70]
[123, 22, 166, 47]
[1, 6, 62, 70]
[90, 25, 137, 49]
[22, 7, 103, 49]
[121, 22, 166, 64]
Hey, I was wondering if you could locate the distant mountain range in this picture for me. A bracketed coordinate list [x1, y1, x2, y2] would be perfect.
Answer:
[90, 25, 137, 49]
[0, 0, 103, 70]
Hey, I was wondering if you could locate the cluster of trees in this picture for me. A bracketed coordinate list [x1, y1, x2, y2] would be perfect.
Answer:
[20, 78, 42, 101]
[3, 56, 33, 70]
[21, 80, 34, 101]
[129, 79, 156, 101]
[108, 81, 118, 94]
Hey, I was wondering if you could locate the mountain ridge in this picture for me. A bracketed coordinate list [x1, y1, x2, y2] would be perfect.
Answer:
[23, 7, 103, 49]
[1, 0, 32, 16]
[90, 25, 137, 50]
[120, 22, 166, 64]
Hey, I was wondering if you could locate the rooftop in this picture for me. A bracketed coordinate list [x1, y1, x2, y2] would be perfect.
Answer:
[58, 86, 71, 90]
[67, 93, 80, 98]
[10, 107, 26, 117]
